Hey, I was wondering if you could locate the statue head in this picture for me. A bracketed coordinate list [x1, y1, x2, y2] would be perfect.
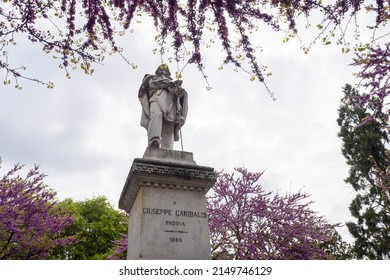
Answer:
[155, 64, 171, 77]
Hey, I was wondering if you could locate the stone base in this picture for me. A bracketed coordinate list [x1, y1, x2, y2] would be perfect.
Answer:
[119, 148, 216, 260]
[142, 147, 197, 166]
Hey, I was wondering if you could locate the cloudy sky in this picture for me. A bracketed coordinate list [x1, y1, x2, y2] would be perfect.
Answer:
[0, 14, 366, 243]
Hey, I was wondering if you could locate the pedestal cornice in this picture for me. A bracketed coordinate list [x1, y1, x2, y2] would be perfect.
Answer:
[119, 157, 216, 213]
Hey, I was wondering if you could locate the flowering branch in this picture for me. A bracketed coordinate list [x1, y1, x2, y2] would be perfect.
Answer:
[1, 1, 388, 117]
[0, 161, 76, 259]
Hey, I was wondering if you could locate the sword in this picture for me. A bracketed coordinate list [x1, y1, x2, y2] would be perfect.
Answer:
[177, 96, 184, 151]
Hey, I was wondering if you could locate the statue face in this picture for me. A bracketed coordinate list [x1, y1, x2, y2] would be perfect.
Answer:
[156, 64, 171, 77]
[159, 69, 170, 77]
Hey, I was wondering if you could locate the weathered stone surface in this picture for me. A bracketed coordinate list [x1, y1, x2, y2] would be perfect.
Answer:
[119, 149, 215, 214]
[139, 64, 188, 149]
[119, 149, 216, 259]
[142, 147, 197, 165]
[126, 186, 211, 259]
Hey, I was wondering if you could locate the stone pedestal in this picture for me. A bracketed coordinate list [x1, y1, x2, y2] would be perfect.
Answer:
[119, 148, 216, 259]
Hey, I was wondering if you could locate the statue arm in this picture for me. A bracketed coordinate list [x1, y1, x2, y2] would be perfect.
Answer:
[139, 94, 150, 118]
[148, 76, 175, 89]
[139, 93, 150, 129]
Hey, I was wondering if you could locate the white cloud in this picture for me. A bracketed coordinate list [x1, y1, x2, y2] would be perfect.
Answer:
[0, 18, 362, 244]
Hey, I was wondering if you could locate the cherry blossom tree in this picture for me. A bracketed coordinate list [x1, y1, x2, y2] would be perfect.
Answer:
[108, 233, 128, 260]
[1, 1, 388, 118]
[207, 168, 336, 260]
[0, 160, 76, 259]
[351, 45, 390, 125]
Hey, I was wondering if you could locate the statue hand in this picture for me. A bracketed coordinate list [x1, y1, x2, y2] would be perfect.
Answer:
[174, 80, 183, 86]
[172, 85, 184, 97]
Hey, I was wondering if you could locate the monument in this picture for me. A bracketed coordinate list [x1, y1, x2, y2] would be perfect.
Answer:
[119, 64, 216, 259]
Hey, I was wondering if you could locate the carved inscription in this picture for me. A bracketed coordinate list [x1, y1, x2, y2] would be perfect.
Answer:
[176, 210, 207, 218]
[142, 208, 172, 215]
[166, 221, 185, 226]
[142, 207, 207, 218]
[142, 206, 207, 243]
[169, 237, 182, 243]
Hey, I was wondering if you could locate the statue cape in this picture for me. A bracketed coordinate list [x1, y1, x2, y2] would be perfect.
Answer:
[138, 74, 188, 142]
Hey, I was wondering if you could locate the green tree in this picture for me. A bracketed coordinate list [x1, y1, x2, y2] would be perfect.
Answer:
[50, 196, 128, 260]
[337, 84, 390, 259]
[319, 229, 355, 260]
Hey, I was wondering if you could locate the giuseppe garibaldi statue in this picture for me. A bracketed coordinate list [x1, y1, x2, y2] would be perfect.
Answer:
[138, 64, 188, 149]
